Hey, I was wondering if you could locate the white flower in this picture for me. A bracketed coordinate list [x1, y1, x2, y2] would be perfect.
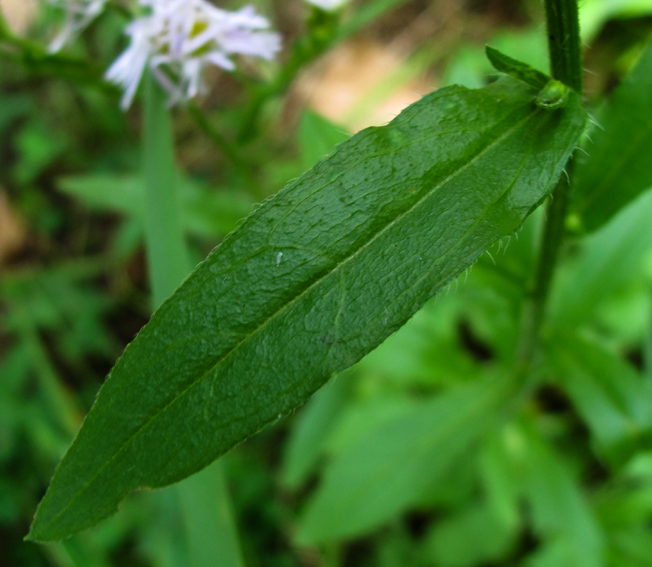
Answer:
[45, 0, 108, 53]
[105, 0, 281, 110]
[304, 0, 347, 11]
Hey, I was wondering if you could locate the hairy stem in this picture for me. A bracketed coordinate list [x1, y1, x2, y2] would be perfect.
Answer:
[516, 0, 582, 373]
[544, 0, 583, 94]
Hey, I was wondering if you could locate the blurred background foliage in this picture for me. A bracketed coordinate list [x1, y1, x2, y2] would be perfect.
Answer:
[2, 0, 652, 566]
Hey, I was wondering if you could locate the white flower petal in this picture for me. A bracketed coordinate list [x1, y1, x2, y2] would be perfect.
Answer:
[105, 0, 282, 109]
[46, 0, 108, 52]
[204, 51, 236, 71]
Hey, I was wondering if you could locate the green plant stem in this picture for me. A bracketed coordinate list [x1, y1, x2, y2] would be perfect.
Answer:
[517, 178, 571, 370]
[142, 75, 245, 567]
[544, 0, 583, 94]
[516, 0, 582, 374]
[143, 76, 189, 305]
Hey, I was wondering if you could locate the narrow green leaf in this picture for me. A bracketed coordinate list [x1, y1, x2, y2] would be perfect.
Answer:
[551, 190, 652, 327]
[29, 77, 586, 542]
[176, 462, 244, 567]
[546, 331, 652, 467]
[281, 373, 353, 489]
[570, 41, 652, 232]
[299, 110, 350, 172]
[326, 396, 418, 456]
[296, 376, 511, 544]
[57, 174, 253, 239]
[486, 45, 549, 89]
[519, 420, 604, 567]
[478, 427, 521, 530]
[423, 500, 516, 567]
[595, 454, 652, 531]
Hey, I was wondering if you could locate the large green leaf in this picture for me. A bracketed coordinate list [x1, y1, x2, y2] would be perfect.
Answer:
[28, 76, 586, 541]
[570, 42, 652, 233]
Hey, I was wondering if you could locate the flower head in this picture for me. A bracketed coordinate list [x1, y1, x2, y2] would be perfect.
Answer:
[46, 0, 108, 53]
[304, 0, 347, 11]
[105, 0, 281, 110]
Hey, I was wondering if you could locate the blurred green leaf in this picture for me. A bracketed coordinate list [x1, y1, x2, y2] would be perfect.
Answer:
[478, 427, 522, 531]
[356, 295, 479, 389]
[28, 76, 586, 542]
[326, 394, 418, 456]
[418, 452, 478, 511]
[527, 538, 590, 567]
[423, 500, 516, 567]
[13, 118, 67, 185]
[580, 0, 652, 41]
[176, 463, 244, 567]
[0, 93, 33, 132]
[0, 344, 33, 462]
[3, 269, 116, 359]
[281, 372, 353, 489]
[299, 110, 350, 172]
[296, 376, 511, 544]
[546, 331, 652, 467]
[552, 190, 652, 327]
[593, 454, 652, 565]
[57, 174, 253, 239]
[607, 527, 652, 567]
[571, 41, 652, 233]
[338, 0, 415, 39]
[519, 420, 604, 567]
[596, 454, 652, 528]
